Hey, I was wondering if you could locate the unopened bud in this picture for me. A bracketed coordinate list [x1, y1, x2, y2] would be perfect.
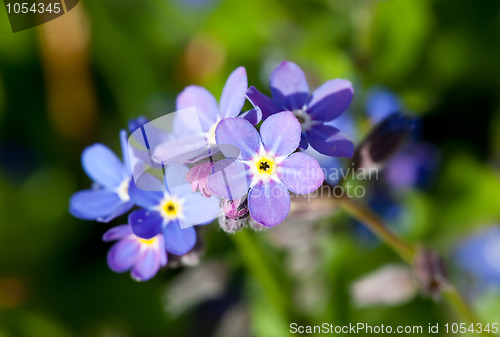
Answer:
[185, 161, 214, 198]
[218, 197, 249, 233]
[221, 197, 249, 219]
[352, 113, 415, 172]
[218, 215, 247, 234]
[413, 247, 450, 299]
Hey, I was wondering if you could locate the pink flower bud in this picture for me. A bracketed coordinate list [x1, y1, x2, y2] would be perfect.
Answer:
[185, 161, 214, 198]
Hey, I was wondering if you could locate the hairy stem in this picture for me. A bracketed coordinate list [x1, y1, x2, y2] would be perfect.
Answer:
[336, 194, 492, 334]
[442, 287, 487, 331]
[336, 193, 416, 263]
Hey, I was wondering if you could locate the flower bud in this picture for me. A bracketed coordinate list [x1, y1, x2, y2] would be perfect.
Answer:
[185, 161, 214, 198]
[218, 215, 247, 234]
[351, 264, 417, 308]
[218, 197, 249, 233]
[413, 247, 449, 299]
[221, 197, 249, 219]
[352, 113, 415, 172]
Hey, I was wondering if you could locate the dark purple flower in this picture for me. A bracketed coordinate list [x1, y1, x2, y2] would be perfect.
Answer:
[384, 142, 440, 191]
[352, 113, 416, 171]
[304, 112, 358, 185]
[246, 61, 354, 157]
[207, 111, 324, 227]
[103, 224, 167, 281]
[69, 130, 133, 222]
[128, 164, 220, 255]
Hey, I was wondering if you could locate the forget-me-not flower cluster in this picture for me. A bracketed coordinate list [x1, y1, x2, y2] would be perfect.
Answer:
[69, 61, 355, 281]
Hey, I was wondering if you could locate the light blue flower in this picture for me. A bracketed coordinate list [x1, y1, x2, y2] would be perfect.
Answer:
[69, 131, 133, 222]
[207, 111, 324, 227]
[455, 226, 500, 287]
[128, 164, 220, 255]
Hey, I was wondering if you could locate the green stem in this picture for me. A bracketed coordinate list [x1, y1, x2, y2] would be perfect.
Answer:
[231, 230, 289, 317]
[442, 287, 486, 330]
[337, 194, 492, 335]
[337, 193, 416, 263]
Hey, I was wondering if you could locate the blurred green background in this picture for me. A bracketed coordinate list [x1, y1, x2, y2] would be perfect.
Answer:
[1, 0, 500, 336]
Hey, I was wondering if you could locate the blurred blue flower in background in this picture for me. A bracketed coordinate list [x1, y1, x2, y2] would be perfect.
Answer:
[175, 0, 218, 10]
[385, 142, 440, 191]
[353, 186, 405, 248]
[351, 86, 438, 245]
[365, 86, 402, 124]
[69, 130, 133, 222]
[365, 87, 439, 191]
[455, 226, 500, 288]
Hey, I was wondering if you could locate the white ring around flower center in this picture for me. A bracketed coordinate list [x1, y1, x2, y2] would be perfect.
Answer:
[158, 196, 184, 220]
[206, 120, 220, 145]
[245, 147, 284, 186]
[292, 109, 313, 132]
[116, 179, 131, 202]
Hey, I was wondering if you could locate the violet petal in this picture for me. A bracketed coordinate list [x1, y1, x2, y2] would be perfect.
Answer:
[260, 111, 301, 157]
[279, 152, 324, 194]
[307, 79, 353, 122]
[248, 180, 290, 227]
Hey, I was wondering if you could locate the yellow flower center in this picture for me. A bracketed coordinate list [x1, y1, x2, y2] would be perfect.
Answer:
[256, 157, 275, 175]
[164, 201, 178, 216]
[160, 198, 182, 220]
[139, 237, 156, 245]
